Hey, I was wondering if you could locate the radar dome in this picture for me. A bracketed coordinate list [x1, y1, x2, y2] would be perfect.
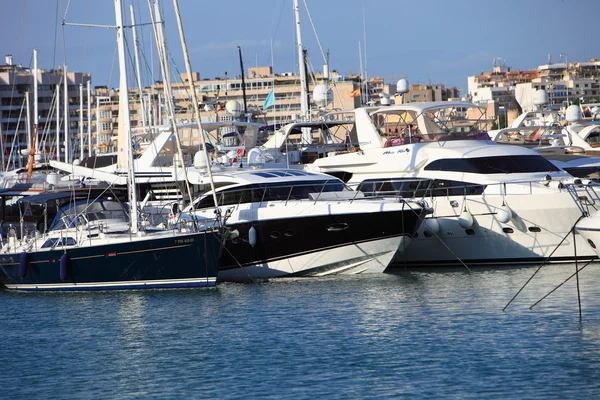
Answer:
[396, 78, 409, 94]
[313, 84, 332, 107]
[533, 90, 549, 106]
[565, 104, 582, 122]
[225, 100, 243, 117]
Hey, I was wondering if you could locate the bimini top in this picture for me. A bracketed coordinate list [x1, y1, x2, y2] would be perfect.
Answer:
[368, 101, 484, 116]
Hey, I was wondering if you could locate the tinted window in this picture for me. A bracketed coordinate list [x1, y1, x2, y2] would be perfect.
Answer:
[357, 178, 485, 198]
[194, 180, 348, 209]
[424, 155, 560, 174]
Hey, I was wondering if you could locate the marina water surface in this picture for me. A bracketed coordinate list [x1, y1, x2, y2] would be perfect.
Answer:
[1, 263, 600, 399]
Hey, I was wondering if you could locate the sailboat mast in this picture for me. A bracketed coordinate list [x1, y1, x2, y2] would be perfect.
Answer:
[63, 65, 69, 162]
[115, 0, 139, 233]
[56, 83, 60, 160]
[293, 0, 309, 120]
[172, 0, 220, 209]
[87, 80, 91, 157]
[33, 48, 39, 154]
[130, 4, 148, 130]
[79, 83, 83, 159]
[150, 0, 195, 208]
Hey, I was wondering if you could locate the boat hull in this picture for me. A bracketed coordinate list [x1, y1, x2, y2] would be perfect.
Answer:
[0, 231, 221, 291]
[575, 216, 600, 258]
[217, 206, 423, 281]
[392, 192, 597, 268]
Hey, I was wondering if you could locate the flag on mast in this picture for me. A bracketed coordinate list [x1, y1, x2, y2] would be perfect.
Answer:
[350, 88, 360, 98]
[263, 89, 275, 109]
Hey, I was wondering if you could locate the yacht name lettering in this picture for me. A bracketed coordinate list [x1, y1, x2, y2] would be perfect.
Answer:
[383, 149, 407, 155]
[174, 238, 195, 244]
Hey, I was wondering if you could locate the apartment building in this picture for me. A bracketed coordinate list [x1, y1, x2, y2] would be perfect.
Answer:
[95, 65, 363, 151]
[468, 57, 600, 122]
[394, 83, 460, 104]
[0, 54, 91, 167]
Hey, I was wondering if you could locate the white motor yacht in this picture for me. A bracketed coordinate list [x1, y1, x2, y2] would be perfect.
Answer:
[182, 168, 428, 281]
[300, 101, 598, 267]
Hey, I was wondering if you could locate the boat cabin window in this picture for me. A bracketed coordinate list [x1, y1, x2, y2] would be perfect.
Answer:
[41, 237, 77, 248]
[357, 178, 485, 198]
[424, 155, 560, 174]
[194, 179, 348, 210]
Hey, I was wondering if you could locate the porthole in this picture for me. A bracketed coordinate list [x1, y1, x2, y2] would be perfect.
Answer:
[242, 235, 249, 242]
[465, 229, 475, 236]
[528, 227, 541, 233]
[327, 223, 349, 232]
[270, 231, 281, 239]
[232, 237, 240, 244]
[423, 231, 433, 238]
[503, 227, 514, 234]
[284, 229, 295, 237]
[588, 239, 596, 249]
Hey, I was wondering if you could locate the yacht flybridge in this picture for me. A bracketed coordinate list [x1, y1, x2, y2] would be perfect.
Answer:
[300, 101, 598, 267]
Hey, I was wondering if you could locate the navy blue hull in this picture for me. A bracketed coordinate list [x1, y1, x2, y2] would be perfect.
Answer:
[0, 231, 221, 291]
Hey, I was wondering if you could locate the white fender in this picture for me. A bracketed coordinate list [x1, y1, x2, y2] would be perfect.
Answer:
[248, 226, 257, 247]
[423, 218, 440, 235]
[496, 203, 512, 224]
[458, 208, 474, 229]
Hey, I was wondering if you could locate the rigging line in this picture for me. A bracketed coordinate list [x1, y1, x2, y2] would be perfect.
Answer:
[80, 0, 89, 73]
[503, 217, 584, 312]
[62, 0, 72, 21]
[301, 0, 326, 64]
[6, 99, 27, 171]
[134, 0, 149, 85]
[53, 0, 60, 68]
[529, 260, 596, 310]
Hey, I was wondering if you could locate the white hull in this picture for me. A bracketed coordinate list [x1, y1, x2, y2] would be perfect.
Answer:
[218, 235, 406, 282]
[396, 190, 596, 267]
[575, 215, 600, 258]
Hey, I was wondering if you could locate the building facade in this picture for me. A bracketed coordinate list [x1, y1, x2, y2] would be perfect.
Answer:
[0, 54, 91, 167]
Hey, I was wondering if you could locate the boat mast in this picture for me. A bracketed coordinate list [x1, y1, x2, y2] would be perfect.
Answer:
[87, 80, 91, 157]
[63, 65, 69, 163]
[55, 82, 60, 161]
[149, 0, 195, 207]
[293, 0, 312, 147]
[79, 83, 84, 159]
[130, 4, 148, 130]
[115, 0, 139, 233]
[172, 0, 220, 209]
[33, 48, 39, 154]
[294, 0, 309, 121]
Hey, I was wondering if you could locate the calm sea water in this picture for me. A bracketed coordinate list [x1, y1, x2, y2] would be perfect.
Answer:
[1, 263, 600, 399]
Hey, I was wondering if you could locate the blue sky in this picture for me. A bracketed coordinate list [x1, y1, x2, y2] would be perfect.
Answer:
[1, 0, 598, 93]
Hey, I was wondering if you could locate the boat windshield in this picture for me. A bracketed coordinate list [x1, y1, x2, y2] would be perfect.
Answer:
[49, 199, 129, 230]
[194, 179, 348, 209]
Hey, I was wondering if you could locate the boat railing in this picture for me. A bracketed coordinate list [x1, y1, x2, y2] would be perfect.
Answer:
[563, 181, 600, 217]
[350, 176, 574, 200]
